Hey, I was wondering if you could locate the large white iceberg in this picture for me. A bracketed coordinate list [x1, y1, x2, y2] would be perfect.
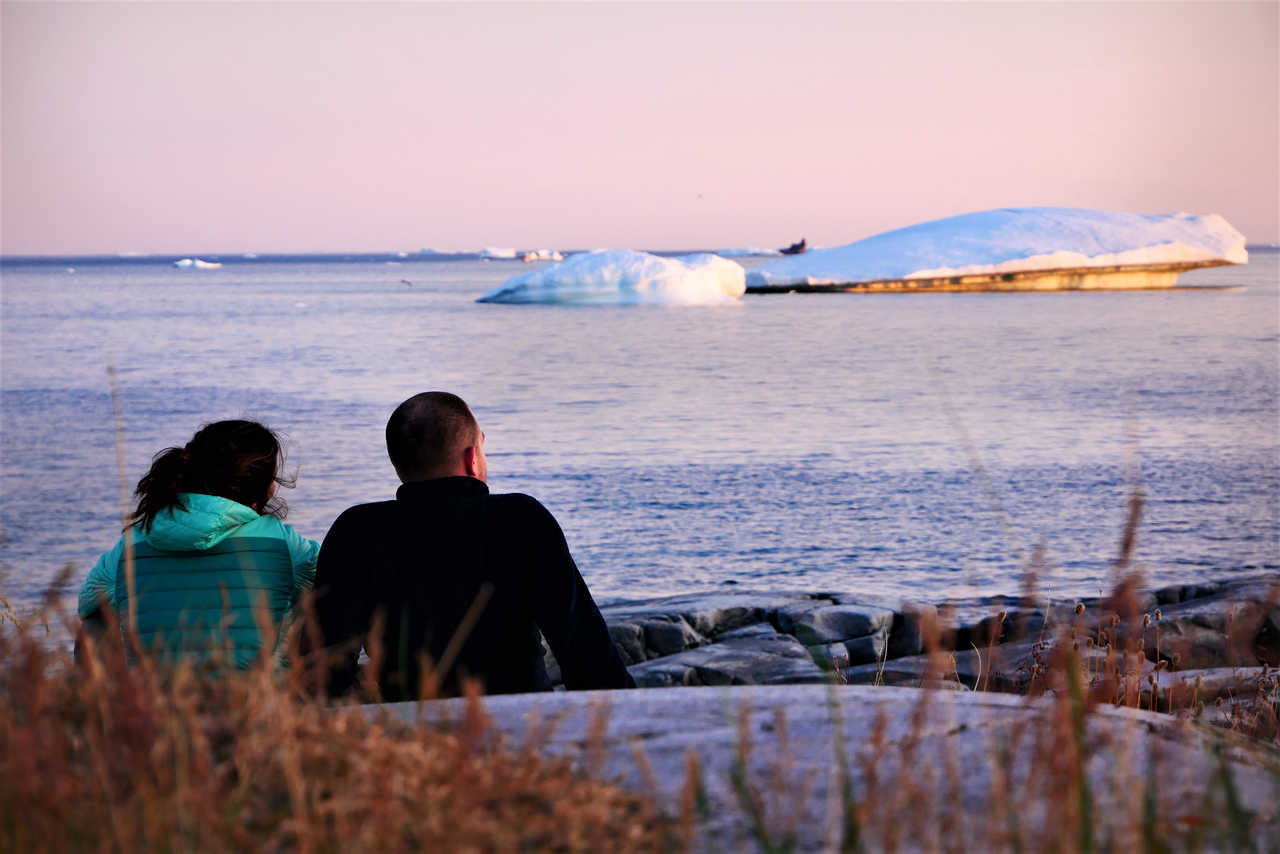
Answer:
[478, 246, 517, 260]
[745, 208, 1248, 289]
[477, 249, 746, 305]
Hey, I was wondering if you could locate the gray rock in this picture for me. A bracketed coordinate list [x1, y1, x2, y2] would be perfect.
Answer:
[770, 599, 831, 636]
[792, 604, 894, 646]
[806, 642, 850, 671]
[603, 592, 805, 640]
[542, 642, 561, 686]
[1260, 605, 1280, 665]
[629, 631, 827, 687]
[640, 617, 705, 657]
[1148, 620, 1259, 670]
[608, 623, 646, 665]
[841, 639, 1128, 694]
[716, 621, 780, 641]
[843, 628, 889, 666]
[1145, 666, 1278, 711]
[886, 605, 936, 658]
[1157, 593, 1269, 635]
[630, 659, 699, 688]
[845, 647, 987, 689]
[1141, 579, 1280, 668]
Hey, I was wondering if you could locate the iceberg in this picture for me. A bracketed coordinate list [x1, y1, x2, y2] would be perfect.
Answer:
[479, 246, 517, 260]
[173, 258, 222, 269]
[477, 249, 746, 305]
[520, 249, 565, 262]
[745, 208, 1247, 293]
[718, 247, 782, 257]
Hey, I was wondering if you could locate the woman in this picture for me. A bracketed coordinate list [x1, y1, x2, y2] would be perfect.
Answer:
[77, 420, 319, 668]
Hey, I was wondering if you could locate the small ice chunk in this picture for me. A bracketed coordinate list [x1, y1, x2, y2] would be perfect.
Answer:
[520, 249, 565, 262]
[478, 249, 746, 305]
[718, 247, 782, 257]
[173, 258, 222, 269]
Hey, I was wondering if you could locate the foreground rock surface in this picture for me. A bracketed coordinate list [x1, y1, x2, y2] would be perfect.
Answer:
[558, 575, 1280, 695]
[383, 685, 1280, 852]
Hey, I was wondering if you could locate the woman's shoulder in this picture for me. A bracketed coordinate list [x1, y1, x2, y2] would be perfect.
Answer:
[236, 512, 301, 537]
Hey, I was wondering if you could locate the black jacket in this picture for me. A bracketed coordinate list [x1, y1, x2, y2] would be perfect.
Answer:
[310, 477, 634, 700]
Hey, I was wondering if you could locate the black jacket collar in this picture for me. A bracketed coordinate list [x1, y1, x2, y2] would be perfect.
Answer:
[396, 476, 490, 503]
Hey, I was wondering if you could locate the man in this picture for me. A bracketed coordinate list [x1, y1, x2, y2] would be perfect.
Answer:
[308, 391, 634, 700]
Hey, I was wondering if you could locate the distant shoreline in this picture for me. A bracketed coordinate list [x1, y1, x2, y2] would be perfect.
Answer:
[4, 245, 1279, 266]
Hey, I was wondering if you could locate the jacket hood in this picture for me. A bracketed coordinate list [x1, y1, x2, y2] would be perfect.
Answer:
[142, 493, 262, 551]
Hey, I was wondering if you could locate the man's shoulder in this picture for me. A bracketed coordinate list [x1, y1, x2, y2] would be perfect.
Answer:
[487, 491, 548, 513]
[486, 492, 560, 527]
[327, 500, 400, 533]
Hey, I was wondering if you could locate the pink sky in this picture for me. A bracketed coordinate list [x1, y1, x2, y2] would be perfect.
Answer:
[2, 2, 1277, 254]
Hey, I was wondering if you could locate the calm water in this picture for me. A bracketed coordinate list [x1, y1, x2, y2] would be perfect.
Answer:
[2, 252, 1277, 624]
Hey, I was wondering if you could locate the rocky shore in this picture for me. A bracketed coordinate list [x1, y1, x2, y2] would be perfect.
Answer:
[394, 685, 1280, 851]
[543, 575, 1280, 708]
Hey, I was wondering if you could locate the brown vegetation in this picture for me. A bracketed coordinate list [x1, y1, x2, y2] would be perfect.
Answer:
[0, 595, 670, 853]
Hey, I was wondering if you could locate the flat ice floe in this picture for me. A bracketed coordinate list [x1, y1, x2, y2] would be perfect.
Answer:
[477, 249, 746, 305]
[479, 247, 517, 260]
[745, 208, 1248, 288]
[717, 247, 781, 257]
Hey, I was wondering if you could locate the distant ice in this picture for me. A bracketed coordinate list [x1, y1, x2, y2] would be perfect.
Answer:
[520, 249, 565, 262]
[479, 247, 518, 260]
[478, 249, 746, 305]
[745, 208, 1248, 288]
[718, 247, 781, 257]
[173, 258, 223, 269]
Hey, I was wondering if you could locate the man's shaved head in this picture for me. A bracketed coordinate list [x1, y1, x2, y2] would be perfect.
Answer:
[386, 392, 481, 482]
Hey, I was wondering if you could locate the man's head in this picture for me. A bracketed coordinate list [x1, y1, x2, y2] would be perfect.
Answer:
[385, 392, 487, 483]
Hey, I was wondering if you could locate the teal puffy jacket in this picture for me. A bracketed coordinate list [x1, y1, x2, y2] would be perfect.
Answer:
[78, 493, 319, 668]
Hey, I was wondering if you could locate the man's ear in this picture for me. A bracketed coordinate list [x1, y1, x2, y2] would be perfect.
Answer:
[462, 446, 479, 478]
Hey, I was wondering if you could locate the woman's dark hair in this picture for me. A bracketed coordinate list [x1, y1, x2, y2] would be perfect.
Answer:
[130, 420, 293, 531]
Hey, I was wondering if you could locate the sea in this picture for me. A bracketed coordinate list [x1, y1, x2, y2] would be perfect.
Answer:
[2, 250, 1277, 636]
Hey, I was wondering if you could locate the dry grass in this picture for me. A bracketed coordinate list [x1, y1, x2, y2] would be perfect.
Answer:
[0, 597, 672, 854]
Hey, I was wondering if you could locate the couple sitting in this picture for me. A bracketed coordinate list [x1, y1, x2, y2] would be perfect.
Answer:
[77, 392, 635, 700]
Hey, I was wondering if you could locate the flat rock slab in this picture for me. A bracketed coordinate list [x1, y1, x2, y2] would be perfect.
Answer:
[379, 685, 1280, 852]
[603, 593, 817, 640]
[629, 632, 826, 687]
